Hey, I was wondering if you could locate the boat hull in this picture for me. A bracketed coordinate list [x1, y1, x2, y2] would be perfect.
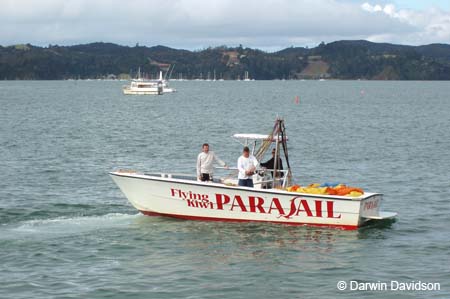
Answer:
[123, 89, 162, 95]
[110, 172, 394, 230]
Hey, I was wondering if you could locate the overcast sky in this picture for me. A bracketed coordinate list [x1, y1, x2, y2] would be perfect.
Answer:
[1, 0, 449, 50]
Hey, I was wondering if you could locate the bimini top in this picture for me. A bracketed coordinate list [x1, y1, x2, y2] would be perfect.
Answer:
[232, 134, 288, 141]
[233, 134, 271, 140]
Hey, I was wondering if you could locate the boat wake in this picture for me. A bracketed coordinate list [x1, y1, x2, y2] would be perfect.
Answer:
[2, 213, 141, 240]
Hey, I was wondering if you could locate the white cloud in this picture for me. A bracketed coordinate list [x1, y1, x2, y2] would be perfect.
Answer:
[361, 3, 383, 13]
[0, 0, 448, 49]
[361, 2, 450, 45]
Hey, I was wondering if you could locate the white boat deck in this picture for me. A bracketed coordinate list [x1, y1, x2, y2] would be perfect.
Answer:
[112, 171, 380, 201]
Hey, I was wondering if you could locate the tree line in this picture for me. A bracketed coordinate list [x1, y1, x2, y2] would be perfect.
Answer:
[0, 40, 449, 80]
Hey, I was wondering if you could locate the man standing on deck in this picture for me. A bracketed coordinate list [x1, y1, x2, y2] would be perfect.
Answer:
[260, 148, 283, 178]
[237, 146, 259, 188]
[197, 143, 227, 182]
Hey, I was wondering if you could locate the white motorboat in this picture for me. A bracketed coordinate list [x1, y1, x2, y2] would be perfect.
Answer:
[122, 69, 175, 95]
[123, 68, 163, 95]
[122, 79, 163, 95]
[110, 118, 397, 230]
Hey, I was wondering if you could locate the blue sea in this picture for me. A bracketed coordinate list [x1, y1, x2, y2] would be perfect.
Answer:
[1, 80, 449, 298]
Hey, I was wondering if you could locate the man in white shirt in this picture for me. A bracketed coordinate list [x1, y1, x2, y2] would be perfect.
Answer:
[197, 143, 227, 182]
[237, 146, 258, 187]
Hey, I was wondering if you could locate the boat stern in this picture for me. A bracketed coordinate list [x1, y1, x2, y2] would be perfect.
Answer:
[359, 193, 397, 225]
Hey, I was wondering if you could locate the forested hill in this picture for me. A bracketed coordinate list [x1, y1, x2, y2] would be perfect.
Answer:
[1, 40, 450, 80]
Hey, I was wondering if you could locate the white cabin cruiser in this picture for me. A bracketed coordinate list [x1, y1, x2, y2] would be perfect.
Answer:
[122, 68, 163, 95]
[110, 118, 397, 230]
[122, 79, 163, 95]
[122, 69, 175, 95]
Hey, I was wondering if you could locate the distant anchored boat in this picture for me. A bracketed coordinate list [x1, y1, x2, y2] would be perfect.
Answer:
[110, 118, 396, 230]
[243, 70, 254, 81]
[122, 69, 175, 95]
[123, 79, 163, 95]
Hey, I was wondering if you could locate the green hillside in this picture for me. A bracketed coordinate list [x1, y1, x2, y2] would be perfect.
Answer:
[1, 40, 449, 80]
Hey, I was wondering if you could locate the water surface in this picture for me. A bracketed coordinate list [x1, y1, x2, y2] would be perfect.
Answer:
[1, 80, 449, 298]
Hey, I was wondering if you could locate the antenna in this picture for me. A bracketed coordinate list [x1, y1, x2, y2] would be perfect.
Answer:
[168, 64, 175, 80]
